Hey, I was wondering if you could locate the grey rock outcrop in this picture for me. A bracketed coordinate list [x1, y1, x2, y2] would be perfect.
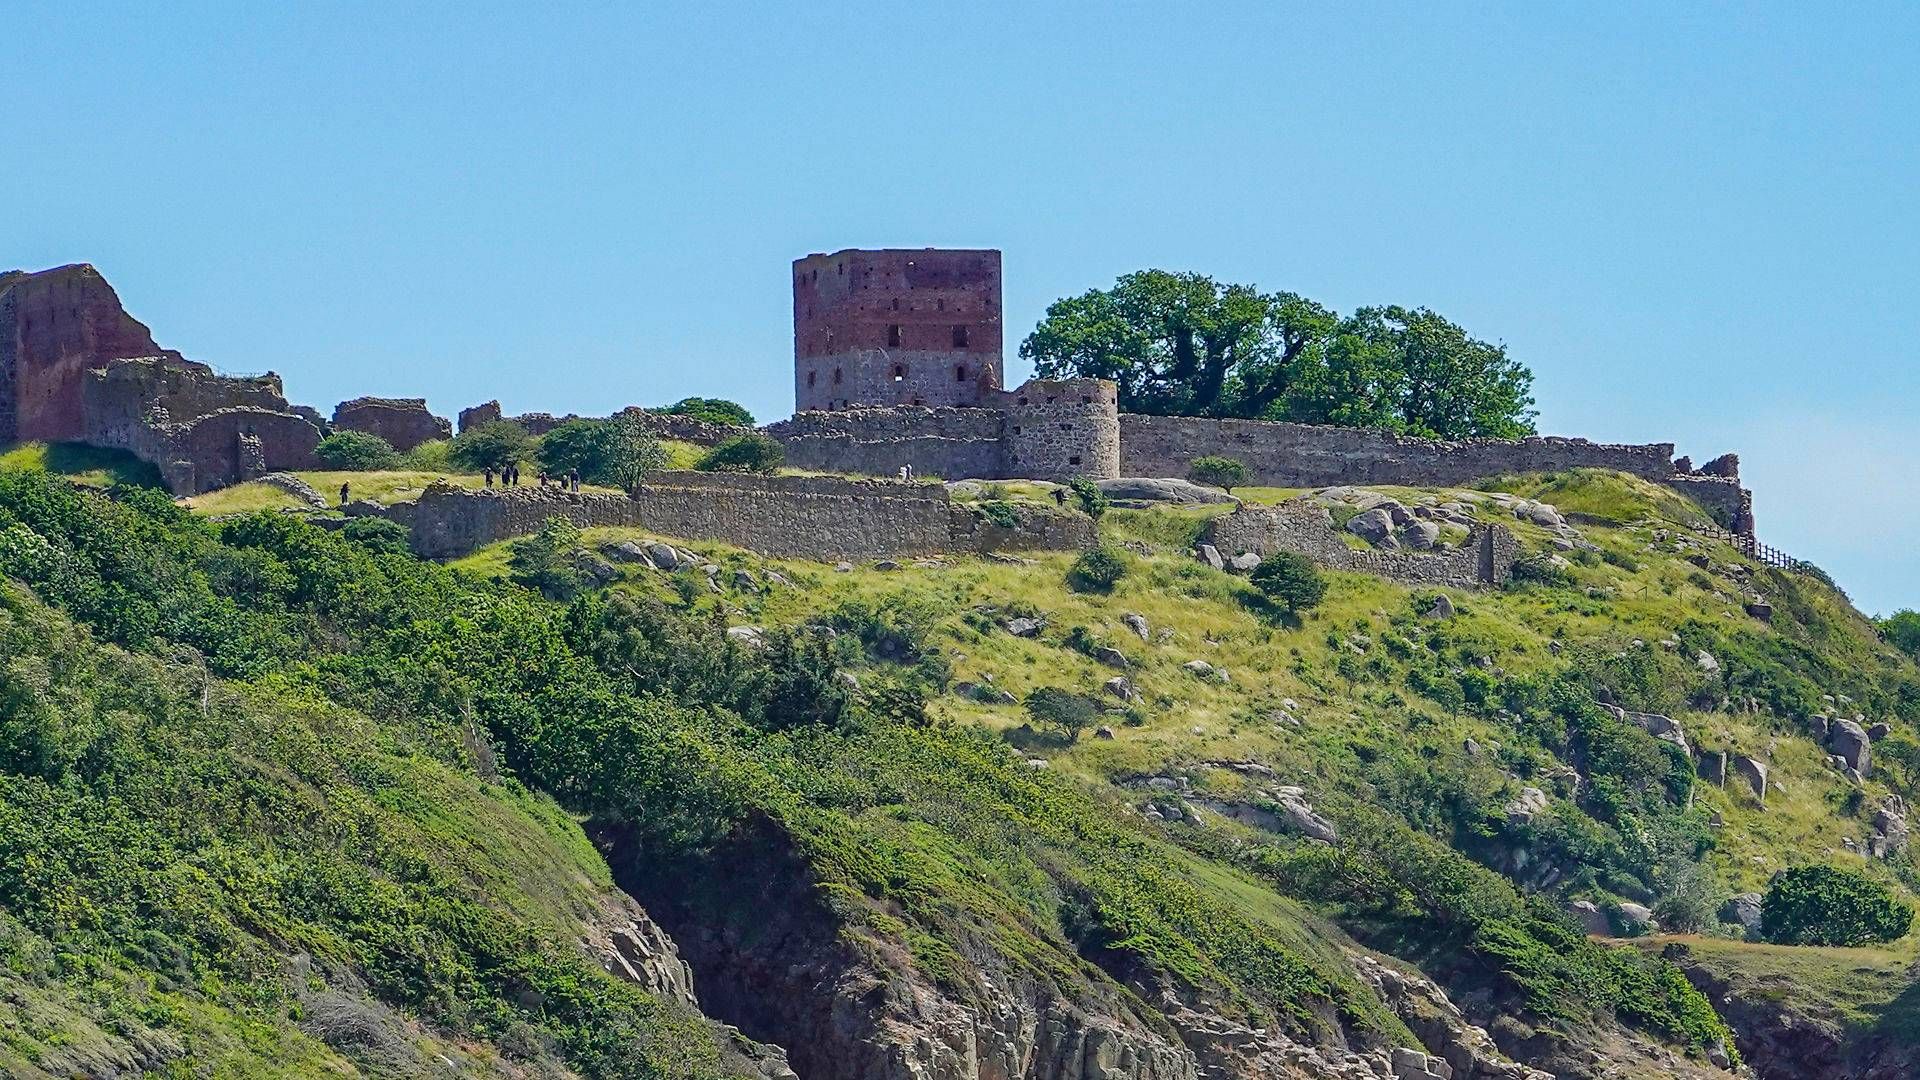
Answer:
[1828, 719, 1872, 774]
[1720, 893, 1764, 936]
[1347, 507, 1397, 546]
[1731, 755, 1769, 803]
[1097, 477, 1239, 504]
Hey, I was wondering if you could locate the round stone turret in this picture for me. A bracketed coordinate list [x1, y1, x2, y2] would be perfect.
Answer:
[997, 378, 1120, 481]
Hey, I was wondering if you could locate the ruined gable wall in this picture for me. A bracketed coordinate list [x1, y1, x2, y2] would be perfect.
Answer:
[0, 264, 191, 443]
[1119, 414, 1675, 488]
[1203, 500, 1518, 589]
[332, 397, 451, 451]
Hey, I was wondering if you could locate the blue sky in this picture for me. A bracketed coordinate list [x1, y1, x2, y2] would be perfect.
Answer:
[5, 3, 1916, 611]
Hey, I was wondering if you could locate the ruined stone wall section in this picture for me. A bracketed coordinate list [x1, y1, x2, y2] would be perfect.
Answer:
[457, 401, 747, 446]
[1202, 500, 1518, 589]
[1119, 414, 1676, 488]
[364, 471, 1092, 561]
[767, 406, 1008, 479]
[997, 378, 1121, 481]
[332, 397, 451, 451]
[1662, 475, 1753, 533]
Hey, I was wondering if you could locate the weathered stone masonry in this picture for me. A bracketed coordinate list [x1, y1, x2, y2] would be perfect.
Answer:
[356, 470, 1095, 561]
[1203, 500, 1520, 590]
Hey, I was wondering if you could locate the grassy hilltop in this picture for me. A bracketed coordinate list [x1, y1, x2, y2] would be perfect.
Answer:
[0, 444, 1915, 1078]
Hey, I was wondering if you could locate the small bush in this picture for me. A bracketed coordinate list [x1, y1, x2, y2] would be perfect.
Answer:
[314, 431, 398, 471]
[1067, 476, 1107, 519]
[507, 517, 584, 600]
[1024, 687, 1100, 741]
[450, 421, 533, 471]
[1249, 552, 1327, 614]
[1885, 611, 1920, 663]
[1188, 455, 1250, 493]
[696, 434, 784, 474]
[976, 500, 1019, 529]
[1761, 865, 1913, 946]
[339, 517, 411, 555]
[1067, 546, 1127, 592]
[399, 439, 454, 471]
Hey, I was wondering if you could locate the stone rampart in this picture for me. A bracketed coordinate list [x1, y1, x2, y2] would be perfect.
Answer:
[1120, 414, 1675, 489]
[1661, 475, 1753, 533]
[1202, 500, 1518, 589]
[767, 406, 1008, 479]
[362, 471, 1094, 561]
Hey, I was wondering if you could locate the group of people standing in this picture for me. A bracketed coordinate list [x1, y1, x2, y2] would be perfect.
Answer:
[484, 463, 581, 492]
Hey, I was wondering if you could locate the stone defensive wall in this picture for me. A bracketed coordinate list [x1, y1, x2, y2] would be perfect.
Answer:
[1118, 414, 1676, 488]
[357, 470, 1095, 561]
[765, 406, 1008, 480]
[1202, 500, 1519, 590]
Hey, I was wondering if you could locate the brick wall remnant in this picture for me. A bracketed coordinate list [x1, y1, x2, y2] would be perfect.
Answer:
[353, 470, 1094, 561]
[1202, 499, 1518, 589]
[793, 249, 1004, 411]
[332, 396, 451, 451]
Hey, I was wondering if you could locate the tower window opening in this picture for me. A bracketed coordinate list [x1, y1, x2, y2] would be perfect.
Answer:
[834, 368, 843, 384]
[1082, 395, 1092, 404]
[1069, 455, 1082, 466]
[807, 371, 816, 387]
[837, 262, 843, 275]
[955, 364, 967, 382]
[888, 324, 902, 347]
[892, 364, 906, 381]
[952, 325, 969, 347]
[938, 299, 945, 311]
[892, 298, 899, 310]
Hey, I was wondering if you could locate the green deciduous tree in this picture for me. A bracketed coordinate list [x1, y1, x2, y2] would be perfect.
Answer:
[1761, 865, 1912, 946]
[1024, 686, 1100, 742]
[537, 415, 667, 488]
[660, 397, 755, 427]
[1021, 272, 1536, 438]
[1883, 610, 1920, 662]
[450, 420, 533, 471]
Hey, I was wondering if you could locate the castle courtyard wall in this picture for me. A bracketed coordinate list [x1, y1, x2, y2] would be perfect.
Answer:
[364, 470, 1094, 561]
[1202, 500, 1519, 589]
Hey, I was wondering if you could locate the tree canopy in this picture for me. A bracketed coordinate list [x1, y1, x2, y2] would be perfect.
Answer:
[1019, 270, 1537, 439]
[537, 414, 666, 488]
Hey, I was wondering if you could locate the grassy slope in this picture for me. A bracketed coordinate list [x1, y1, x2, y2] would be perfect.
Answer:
[0, 442, 161, 488]
[0, 584, 745, 1079]
[445, 469, 1920, 1039]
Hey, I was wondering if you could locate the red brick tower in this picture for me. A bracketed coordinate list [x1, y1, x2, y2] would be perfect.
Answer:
[793, 248, 1002, 412]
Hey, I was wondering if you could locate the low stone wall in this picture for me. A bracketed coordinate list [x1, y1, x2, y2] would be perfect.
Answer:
[1121, 414, 1675, 489]
[1202, 500, 1518, 589]
[361, 470, 1094, 561]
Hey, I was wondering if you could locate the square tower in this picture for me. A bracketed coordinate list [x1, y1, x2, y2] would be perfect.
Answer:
[793, 248, 1003, 411]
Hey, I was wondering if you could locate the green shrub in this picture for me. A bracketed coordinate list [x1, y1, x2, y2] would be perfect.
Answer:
[1885, 610, 1920, 663]
[659, 397, 754, 427]
[976, 500, 1019, 529]
[1068, 476, 1108, 519]
[507, 516, 585, 600]
[695, 433, 784, 474]
[1249, 552, 1327, 614]
[450, 420, 533, 471]
[1067, 546, 1127, 592]
[1762, 865, 1912, 946]
[398, 438, 454, 471]
[313, 430, 398, 471]
[339, 516, 412, 555]
[1024, 686, 1100, 741]
[537, 415, 666, 487]
[1188, 455, 1250, 492]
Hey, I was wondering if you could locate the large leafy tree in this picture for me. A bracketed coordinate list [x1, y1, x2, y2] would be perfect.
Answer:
[538, 414, 667, 488]
[1020, 272, 1536, 438]
[1019, 270, 1334, 417]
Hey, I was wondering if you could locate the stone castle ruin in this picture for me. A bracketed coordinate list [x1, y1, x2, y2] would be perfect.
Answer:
[768, 248, 1755, 535]
[0, 253, 1758, 577]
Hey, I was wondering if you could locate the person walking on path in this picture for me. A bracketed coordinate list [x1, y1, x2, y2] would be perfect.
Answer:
[340, 481, 350, 506]
[568, 468, 581, 493]
[483, 466, 495, 488]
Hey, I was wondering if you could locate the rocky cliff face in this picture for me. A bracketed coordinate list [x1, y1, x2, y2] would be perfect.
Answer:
[0, 263, 188, 443]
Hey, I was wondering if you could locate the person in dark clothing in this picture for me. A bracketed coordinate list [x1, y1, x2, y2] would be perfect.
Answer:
[483, 467, 494, 487]
[1052, 487, 1068, 507]
[340, 481, 350, 506]
[568, 468, 581, 493]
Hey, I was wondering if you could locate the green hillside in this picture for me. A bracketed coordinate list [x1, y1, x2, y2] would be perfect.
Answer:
[0, 455, 1915, 1078]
